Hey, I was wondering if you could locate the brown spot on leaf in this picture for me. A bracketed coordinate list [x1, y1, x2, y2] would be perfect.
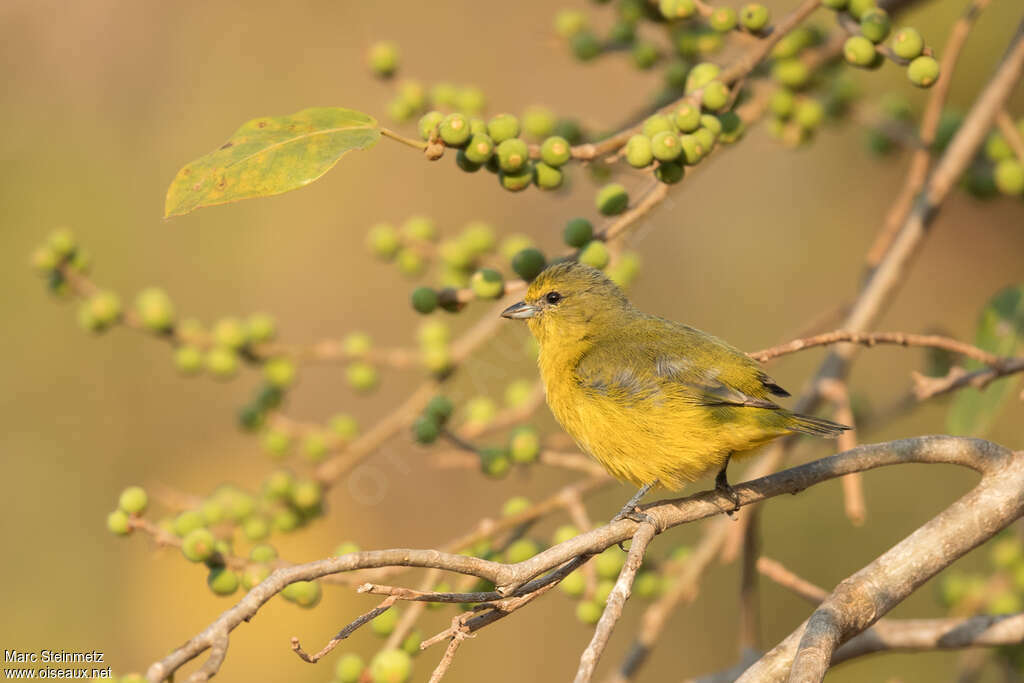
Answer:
[192, 182, 201, 191]
[257, 121, 267, 128]
[219, 141, 234, 150]
[182, 168, 191, 176]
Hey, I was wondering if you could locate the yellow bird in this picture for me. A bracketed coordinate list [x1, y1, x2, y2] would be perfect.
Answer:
[501, 261, 847, 520]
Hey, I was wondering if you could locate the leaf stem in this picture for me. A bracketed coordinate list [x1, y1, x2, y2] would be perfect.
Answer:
[380, 127, 428, 151]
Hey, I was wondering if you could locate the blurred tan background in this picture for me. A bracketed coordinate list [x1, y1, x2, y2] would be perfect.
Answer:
[2, 0, 1023, 680]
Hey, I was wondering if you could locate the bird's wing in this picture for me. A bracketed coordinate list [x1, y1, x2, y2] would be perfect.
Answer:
[574, 318, 785, 409]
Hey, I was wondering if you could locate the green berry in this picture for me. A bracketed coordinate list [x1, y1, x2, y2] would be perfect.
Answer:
[455, 149, 481, 173]
[994, 160, 1024, 195]
[625, 134, 653, 168]
[172, 509, 205, 537]
[541, 136, 572, 167]
[685, 62, 720, 93]
[553, 525, 580, 545]
[213, 317, 247, 350]
[770, 89, 795, 118]
[564, 218, 594, 247]
[206, 347, 239, 379]
[891, 27, 923, 59]
[418, 111, 443, 141]
[402, 215, 437, 242]
[505, 538, 541, 563]
[701, 81, 730, 111]
[31, 245, 59, 274]
[346, 361, 378, 392]
[509, 426, 541, 463]
[263, 357, 296, 388]
[135, 288, 174, 332]
[411, 287, 438, 314]
[48, 227, 76, 257]
[79, 290, 122, 332]
[367, 223, 400, 260]
[336, 654, 365, 683]
[497, 138, 529, 173]
[263, 470, 294, 500]
[439, 113, 471, 146]
[522, 106, 557, 139]
[660, 0, 696, 19]
[463, 134, 495, 164]
[207, 567, 240, 596]
[282, 580, 322, 607]
[822, 0, 847, 8]
[500, 165, 534, 192]
[243, 516, 270, 541]
[632, 41, 660, 70]
[107, 509, 131, 535]
[576, 600, 603, 624]
[740, 3, 770, 32]
[579, 241, 610, 269]
[502, 496, 532, 517]
[664, 60, 690, 90]
[607, 250, 641, 288]
[488, 114, 521, 143]
[371, 607, 400, 636]
[504, 379, 533, 408]
[655, 161, 685, 184]
[651, 131, 682, 161]
[634, 571, 663, 598]
[907, 55, 940, 87]
[772, 58, 810, 88]
[291, 479, 322, 513]
[246, 313, 276, 343]
[118, 486, 148, 515]
[242, 564, 271, 590]
[642, 115, 674, 138]
[533, 162, 564, 190]
[512, 248, 546, 281]
[182, 528, 216, 562]
[860, 8, 891, 43]
[794, 99, 824, 130]
[595, 579, 615, 605]
[480, 447, 511, 478]
[425, 395, 455, 424]
[990, 536, 1023, 568]
[470, 268, 505, 299]
[674, 101, 702, 132]
[272, 508, 300, 532]
[200, 499, 224, 524]
[848, 0, 876, 19]
[262, 427, 290, 457]
[985, 132, 1013, 162]
[595, 546, 626, 579]
[693, 127, 716, 155]
[412, 415, 440, 444]
[369, 649, 412, 683]
[367, 41, 399, 77]
[678, 134, 704, 164]
[559, 569, 586, 597]
[456, 86, 486, 115]
[709, 7, 737, 32]
[844, 36, 877, 66]
[595, 183, 629, 215]
[571, 31, 602, 61]
[343, 332, 372, 358]
[555, 9, 588, 38]
[421, 345, 452, 375]
[302, 432, 328, 462]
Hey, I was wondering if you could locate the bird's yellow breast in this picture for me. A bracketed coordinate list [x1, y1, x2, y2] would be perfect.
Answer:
[539, 348, 780, 491]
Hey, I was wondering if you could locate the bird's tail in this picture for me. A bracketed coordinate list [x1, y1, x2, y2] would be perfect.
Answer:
[785, 412, 850, 438]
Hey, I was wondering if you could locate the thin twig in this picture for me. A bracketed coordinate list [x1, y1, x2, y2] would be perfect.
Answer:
[291, 597, 396, 663]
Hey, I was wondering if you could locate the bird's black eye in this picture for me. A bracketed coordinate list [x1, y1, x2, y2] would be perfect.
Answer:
[545, 291, 562, 305]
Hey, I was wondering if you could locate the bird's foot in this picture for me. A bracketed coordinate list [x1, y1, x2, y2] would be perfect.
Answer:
[612, 506, 657, 550]
[715, 480, 742, 518]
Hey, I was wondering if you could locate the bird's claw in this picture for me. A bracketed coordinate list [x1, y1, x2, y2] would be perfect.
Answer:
[715, 481, 742, 518]
[613, 507, 657, 549]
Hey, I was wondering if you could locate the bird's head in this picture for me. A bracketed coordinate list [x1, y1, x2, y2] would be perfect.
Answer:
[501, 260, 631, 346]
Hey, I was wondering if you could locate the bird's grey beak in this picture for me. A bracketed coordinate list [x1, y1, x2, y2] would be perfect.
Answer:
[501, 301, 539, 319]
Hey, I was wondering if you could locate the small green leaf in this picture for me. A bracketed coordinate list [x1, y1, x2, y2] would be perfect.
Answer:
[947, 284, 1024, 436]
[165, 107, 380, 217]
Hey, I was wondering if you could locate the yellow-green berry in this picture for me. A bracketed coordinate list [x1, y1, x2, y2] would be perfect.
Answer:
[579, 241, 610, 269]
[346, 361, 378, 392]
[625, 134, 653, 168]
[263, 357, 296, 388]
[709, 7, 737, 32]
[660, 0, 696, 19]
[241, 564, 271, 590]
[740, 3, 770, 32]
[632, 41, 660, 70]
[371, 607, 400, 636]
[118, 486, 148, 515]
[522, 106, 557, 139]
[487, 113, 521, 143]
[772, 58, 810, 88]
[770, 89, 795, 118]
[844, 35, 877, 66]
[555, 9, 588, 38]
[502, 496, 532, 517]
[48, 227, 76, 257]
[701, 81, 730, 111]
[501, 165, 534, 192]
[505, 538, 541, 563]
[440, 113, 471, 146]
[463, 134, 495, 164]
[174, 345, 203, 375]
[369, 649, 412, 683]
[335, 654, 365, 683]
[107, 509, 131, 535]
[848, 0, 876, 19]
[246, 313, 276, 343]
[534, 162, 564, 190]
[480, 447, 511, 478]
[595, 183, 629, 215]
[794, 99, 824, 130]
[418, 111, 443, 140]
[674, 101, 702, 132]
[282, 580, 322, 607]
[859, 8, 890, 43]
[685, 62, 720, 93]
[595, 546, 626, 579]
[367, 222, 400, 260]
[576, 600, 602, 624]
[907, 55, 939, 87]
[207, 567, 240, 596]
[642, 114, 674, 138]
[302, 432, 328, 462]
[541, 136, 571, 167]
[509, 426, 541, 463]
[651, 131, 682, 161]
[206, 347, 239, 379]
[497, 138, 529, 173]
[994, 160, 1024, 196]
[890, 27, 923, 59]
[182, 528, 216, 562]
[135, 288, 174, 332]
[79, 290, 122, 332]
[367, 41, 399, 77]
